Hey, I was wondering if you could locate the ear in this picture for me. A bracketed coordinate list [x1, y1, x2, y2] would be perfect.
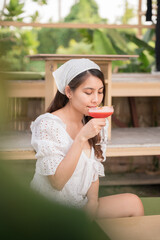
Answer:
[65, 85, 72, 99]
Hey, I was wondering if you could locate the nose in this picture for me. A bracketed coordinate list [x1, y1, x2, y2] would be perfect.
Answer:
[91, 92, 99, 104]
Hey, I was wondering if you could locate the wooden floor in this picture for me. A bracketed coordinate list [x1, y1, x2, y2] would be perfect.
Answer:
[1, 127, 160, 160]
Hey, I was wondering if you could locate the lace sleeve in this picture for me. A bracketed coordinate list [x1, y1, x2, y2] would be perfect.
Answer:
[31, 117, 69, 176]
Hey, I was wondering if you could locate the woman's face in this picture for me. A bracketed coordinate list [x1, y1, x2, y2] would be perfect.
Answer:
[69, 74, 104, 116]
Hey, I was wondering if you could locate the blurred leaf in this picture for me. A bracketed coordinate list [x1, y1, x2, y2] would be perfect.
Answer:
[32, 0, 47, 5]
[108, 29, 131, 51]
[56, 39, 93, 54]
[30, 11, 40, 22]
[64, 0, 107, 23]
[93, 30, 116, 54]
[4, 0, 24, 20]
[120, 0, 135, 24]
[143, 29, 155, 43]
[124, 33, 154, 54]
[79, 29, 94, 44]
[136, 50, 150, 67]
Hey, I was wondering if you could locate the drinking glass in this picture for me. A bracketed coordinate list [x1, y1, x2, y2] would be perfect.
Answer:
[88, 106, 114, 145]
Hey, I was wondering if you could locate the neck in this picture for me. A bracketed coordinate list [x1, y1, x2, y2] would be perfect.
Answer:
[63, 103, 84, 124]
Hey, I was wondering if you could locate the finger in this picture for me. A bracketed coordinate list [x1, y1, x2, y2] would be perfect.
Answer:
[94, 118, 106, 124]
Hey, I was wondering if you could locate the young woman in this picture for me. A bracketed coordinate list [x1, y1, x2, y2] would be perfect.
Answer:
[30, 58, 144, 219]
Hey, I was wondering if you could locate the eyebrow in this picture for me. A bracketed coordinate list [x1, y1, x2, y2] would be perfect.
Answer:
[83, 87, 104, 90]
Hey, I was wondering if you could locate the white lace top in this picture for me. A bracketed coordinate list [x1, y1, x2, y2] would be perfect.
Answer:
[30, 113, 109, 208]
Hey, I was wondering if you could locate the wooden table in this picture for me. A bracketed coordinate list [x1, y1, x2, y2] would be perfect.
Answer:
[96, 215, 160, 240]
[28, 54, 138, 138]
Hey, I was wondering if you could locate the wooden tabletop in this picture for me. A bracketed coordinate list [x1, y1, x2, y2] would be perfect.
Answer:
[28, 54, 138, 61]
[96, 215, 160, 240]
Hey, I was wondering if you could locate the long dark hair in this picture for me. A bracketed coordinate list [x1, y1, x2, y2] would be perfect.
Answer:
[47, 69, 106, 161]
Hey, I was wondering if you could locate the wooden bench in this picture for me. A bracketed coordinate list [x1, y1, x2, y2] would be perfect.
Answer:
[112, 73, 160, 96]
[8, 73, 160, 97]
[1, 127, 160, 160]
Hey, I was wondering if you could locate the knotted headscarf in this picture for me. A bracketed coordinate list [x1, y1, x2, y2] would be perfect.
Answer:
[52, 58, 101, 94]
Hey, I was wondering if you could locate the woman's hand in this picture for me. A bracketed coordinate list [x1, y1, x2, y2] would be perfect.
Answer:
[77, 118, 106, 142]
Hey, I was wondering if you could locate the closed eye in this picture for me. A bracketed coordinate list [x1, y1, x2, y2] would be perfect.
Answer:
[84, 92, 92, 95]
[84, 91, 103, 95]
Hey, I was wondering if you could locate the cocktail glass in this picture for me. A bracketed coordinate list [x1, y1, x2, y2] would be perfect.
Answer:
[88, 106, 114, 145]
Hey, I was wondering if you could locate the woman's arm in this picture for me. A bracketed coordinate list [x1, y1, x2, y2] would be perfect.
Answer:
[48, 118, 105, 191]
[83, 178, 99, 218]
[87, 178, 99, 202]
[48, 135, 85, 191]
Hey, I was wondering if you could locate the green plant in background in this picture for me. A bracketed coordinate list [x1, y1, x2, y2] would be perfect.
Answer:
[0, 0, 156, 73]
[118, 0, 135, 24]
[1, 0, 25, 21]
[119, 29, 155, 72]
[0, 28, 39, 71]
[57, 39, 93, 54]
[65, 0, 107, 24]
[37, 28, 82, 54]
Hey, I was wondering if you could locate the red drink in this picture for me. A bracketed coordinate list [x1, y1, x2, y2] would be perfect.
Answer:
[88, 106, 114, 118]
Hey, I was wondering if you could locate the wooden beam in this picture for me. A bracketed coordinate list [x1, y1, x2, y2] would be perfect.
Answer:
[7, 80, 45, 98]
[112, 81, 160, 97]
[6, 74, 160, 98]
[106, 146, 160, 157]
[28, 54, 138, 61]
[0, 21, 155, 29]
[1, 145, 159, 160]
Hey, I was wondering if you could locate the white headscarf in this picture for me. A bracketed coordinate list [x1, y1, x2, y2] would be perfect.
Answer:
[52, 58, 101, 94]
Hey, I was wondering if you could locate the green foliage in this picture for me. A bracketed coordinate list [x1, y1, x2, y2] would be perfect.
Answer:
[93, 30, 116, 54]
[120, 0, 135, 24]
[64, 0, 106, 23]
[0, 0, 155, 73]
[3, 0, 25, 21]
[32, 0, 47, 5]
[119, 29, 155, 72]
[0, 28, 39, 71]
[37, 28, 82, 53]
[30, 10, 40, 22]
[56, 39, 93, 54]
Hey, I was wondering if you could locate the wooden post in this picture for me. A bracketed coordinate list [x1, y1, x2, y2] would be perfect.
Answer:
[45, 61, 57, 110]
[99, 61, 112, 140]
[106, 62, 112, 140]
[138, 0, 142, 38]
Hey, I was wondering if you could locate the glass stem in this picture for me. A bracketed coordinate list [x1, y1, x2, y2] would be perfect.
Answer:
[101, 127, 105, 142]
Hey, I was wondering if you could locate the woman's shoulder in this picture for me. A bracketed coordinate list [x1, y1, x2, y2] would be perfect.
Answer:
[30, 112, 66, 131]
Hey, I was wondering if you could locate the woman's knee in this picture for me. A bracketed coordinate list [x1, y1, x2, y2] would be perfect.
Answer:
[126, 193, 144, 216]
